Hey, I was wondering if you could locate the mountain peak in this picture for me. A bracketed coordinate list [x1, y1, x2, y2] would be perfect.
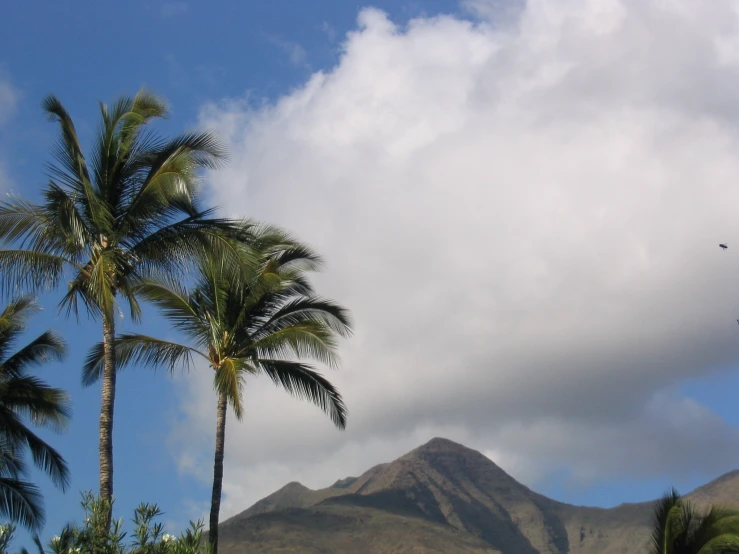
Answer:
[417, 436, 468, 451]
[235, 480, 314, 520]
[406, 437, 503, 470]
[220, 437, 739, 554]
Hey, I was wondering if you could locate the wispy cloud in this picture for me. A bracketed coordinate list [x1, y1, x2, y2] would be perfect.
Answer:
[319, 21, 337, 43]
[266, 35, 310, 68]
[0, 74, 17, 126]
[0, 73, 17, 191]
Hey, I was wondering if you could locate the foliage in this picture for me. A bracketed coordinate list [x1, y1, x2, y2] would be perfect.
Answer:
[0, 297, 70, 530]
[84, 226, 352, 426]
[0, 90, 233, 318]
[649, 488, 739, 554]
[0, 493, 210, 554]
[83, 227, 352, 553]
[0, 89, 240, 514]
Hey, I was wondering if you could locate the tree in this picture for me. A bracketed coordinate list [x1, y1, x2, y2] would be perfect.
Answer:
[0, 91, 237, 516]
[83, 227, 352, 554]
[0, 296, 70, 530]
[649, 488, 739, 554]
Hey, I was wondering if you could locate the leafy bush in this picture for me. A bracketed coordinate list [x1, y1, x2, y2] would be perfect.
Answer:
[0, 493, 210, 554]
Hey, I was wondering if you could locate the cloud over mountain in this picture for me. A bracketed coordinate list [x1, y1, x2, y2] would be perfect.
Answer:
[175, 0, 739, 517]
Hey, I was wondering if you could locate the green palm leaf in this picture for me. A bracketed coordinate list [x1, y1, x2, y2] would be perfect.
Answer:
[0, 477, 44, 531]
[2, 331, 66, 379]
[0, 298, 69, 529]
[77, 224, 351, 554]
[82, 334, 204, 386]
[1, 90, 243, 519]
[0, 250, 77, 295]
[259, 360, 347, 428]
[650, 489, 739, 554]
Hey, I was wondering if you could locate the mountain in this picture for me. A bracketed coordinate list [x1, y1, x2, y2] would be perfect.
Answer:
[217, 437, 739, 553]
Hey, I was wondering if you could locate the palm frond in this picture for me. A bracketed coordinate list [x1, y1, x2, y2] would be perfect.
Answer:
[82, 334, 204, 386]
[691, 507, 739, 551]
[129, 213, 244, 273]
[697, 533, 739, 553]
[150, 130, 228, 172]
[249, 323, 342, 368]
[0, 477, 44, 530]
[19, 428, 69, 491]
[253, 296, 353, 339]
[134, 280, 206, 339]
[2, 330, 66, 379]
[42, 183, 93, 252]
[91, 91, 167, 204]
[0, 376, 70, 432]
[116, 278, 143, 323]
[0, 296, 40, 362]
[0, 446, 27, 479]
[213, 359, 247, 419]
[0, 250, 76, 296]
[122, 130, 227, 228]
[0, 197, 52, 247]
[650, 488, 682, 554]
[42, 95, 113, 234]
[258, 360, 347, 429]
[58, 249, 118, 319]
[0, 295, 38, 332]
[268, 242, 324, 273]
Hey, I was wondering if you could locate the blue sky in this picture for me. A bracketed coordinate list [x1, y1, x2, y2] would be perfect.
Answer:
[0, 0, 480, 538]
[3, 0, 739, 545]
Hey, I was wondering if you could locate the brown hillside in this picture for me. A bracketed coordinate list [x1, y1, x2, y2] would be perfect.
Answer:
[218, 437, 739, 554]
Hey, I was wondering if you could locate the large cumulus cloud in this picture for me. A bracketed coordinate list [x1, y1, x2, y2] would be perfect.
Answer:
[173, 0, 739, 517]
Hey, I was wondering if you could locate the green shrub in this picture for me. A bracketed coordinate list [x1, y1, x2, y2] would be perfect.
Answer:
[1, 493, 210, 554]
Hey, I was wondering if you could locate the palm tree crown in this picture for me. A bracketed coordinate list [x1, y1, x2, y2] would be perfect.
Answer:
[83, 225, 352, 554]
[0, 90, 229, 318]
[0, 296, 70, 530]
[84, 225, 351, 424]
[0, 90, 236, 510]
[650, 488, 739, 554]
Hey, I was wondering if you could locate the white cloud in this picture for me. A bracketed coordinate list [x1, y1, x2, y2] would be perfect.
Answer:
[0, 74, 17, 190]
[0, 81, 16, 125]
[176, 0, 739, 516]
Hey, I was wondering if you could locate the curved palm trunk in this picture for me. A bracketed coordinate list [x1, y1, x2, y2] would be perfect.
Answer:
[209, 392, 228, 554]
[99, 314, 116, 523]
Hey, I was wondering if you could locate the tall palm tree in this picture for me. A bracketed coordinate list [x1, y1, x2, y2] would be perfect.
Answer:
[0, 296, 70, 530]
[83, 227, 352, 554]
[0, 91, 236, 513]
[649, 488, 739, 554]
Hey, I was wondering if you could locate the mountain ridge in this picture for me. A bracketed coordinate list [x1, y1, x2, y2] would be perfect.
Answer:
[218, 437, 739, 553]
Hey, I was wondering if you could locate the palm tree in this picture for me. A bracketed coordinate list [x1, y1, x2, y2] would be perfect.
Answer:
[0, 91, 237, 514]
[83, 227, 352, 554]
[0, 296, 70, 530]
[649, 488, 739, 554]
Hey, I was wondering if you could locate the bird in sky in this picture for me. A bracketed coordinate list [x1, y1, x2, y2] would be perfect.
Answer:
[720, 243, 728, 249]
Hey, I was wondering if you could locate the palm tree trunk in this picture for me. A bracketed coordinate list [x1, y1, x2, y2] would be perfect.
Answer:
[209, 392, 228, 554]
[99, 313, 116, 522]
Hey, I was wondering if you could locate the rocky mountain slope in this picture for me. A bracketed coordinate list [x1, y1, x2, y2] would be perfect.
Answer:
[218, 438, 739, 553]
